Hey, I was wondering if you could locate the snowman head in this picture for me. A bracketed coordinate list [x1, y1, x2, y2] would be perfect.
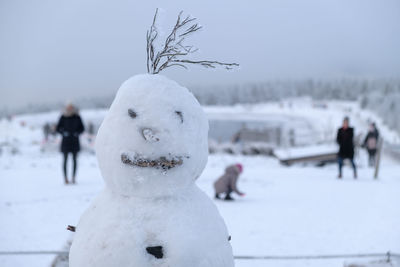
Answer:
[95, 74, 209, 197]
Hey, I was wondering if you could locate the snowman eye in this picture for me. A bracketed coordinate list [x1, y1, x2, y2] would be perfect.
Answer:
[128, 109, 137, 119]
[175, 111, 183, 123]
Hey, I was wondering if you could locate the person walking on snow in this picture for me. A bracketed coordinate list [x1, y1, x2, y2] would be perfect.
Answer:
[336, 117, 357, 179]
[363, 122, 379, 167]
[56, 103, 85, 184]
[214, 164, 245, 201]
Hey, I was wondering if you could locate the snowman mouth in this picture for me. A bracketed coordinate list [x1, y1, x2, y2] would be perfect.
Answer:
[121, 152, 186, 170]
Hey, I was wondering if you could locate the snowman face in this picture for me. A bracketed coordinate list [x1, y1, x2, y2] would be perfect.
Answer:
[95, 74, 209, 197]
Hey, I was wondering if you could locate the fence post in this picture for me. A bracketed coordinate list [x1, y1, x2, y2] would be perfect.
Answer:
[374, 139, 383, 179]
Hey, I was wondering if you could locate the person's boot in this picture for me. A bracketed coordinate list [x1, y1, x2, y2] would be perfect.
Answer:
[224, 194, 234, 201]
[215, 193, 221, 200]
[354, 171, 357, 179]
[72, 176, 76, 184]
[64, 177, 69, 185]
[338, 173, 342, 179]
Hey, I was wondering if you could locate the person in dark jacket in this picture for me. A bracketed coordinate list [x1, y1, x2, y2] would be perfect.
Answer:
[214, 164, 245, 201]
[56, 103, 85, 184]
[363, 123, 379, 167]
[336, 117, 357, 179]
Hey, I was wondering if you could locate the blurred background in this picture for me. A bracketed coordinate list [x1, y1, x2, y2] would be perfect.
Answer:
[0, 1, 399, 267]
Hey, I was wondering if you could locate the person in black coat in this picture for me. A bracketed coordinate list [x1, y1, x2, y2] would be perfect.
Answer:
[56, 103, 85, 184]
[336, 117, 357, 179]
[363, 123, 379, 167]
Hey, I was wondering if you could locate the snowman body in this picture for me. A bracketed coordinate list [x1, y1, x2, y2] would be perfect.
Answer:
[69, 74, 234, 267]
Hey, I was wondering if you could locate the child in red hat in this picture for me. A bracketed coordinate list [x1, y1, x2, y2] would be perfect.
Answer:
[214, 163, 245, 201]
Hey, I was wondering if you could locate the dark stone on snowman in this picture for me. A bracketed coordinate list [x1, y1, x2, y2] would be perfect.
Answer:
[146, 246, 163, 259]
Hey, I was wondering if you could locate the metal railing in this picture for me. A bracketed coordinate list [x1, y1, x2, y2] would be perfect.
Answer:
[1, 250, 399, 261]
[235, 252, 400, 261]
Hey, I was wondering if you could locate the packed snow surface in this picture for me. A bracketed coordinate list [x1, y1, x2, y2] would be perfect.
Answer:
[0, 98, 399, 267]
[1, 153, 399, 267]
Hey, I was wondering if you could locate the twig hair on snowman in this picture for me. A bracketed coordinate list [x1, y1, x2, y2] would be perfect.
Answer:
[68, 9, 238, 267]
[146, 8, 238, 74]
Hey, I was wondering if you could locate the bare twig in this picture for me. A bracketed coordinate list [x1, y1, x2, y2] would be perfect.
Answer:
[146, 8, 159, 73]
[145, 9, 239, 74]
[172, 59, 239, 70]
[67, 225, 76, 232]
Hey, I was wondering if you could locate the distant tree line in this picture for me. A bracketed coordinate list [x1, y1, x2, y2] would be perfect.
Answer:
[190, 78, 400, 133]
[2, 78, 399, 133]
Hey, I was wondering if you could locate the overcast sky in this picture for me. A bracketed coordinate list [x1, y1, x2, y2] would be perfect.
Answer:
[1, 0, 400, 109]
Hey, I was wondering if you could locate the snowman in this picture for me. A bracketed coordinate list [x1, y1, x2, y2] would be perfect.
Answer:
[69, 10, 238, 267]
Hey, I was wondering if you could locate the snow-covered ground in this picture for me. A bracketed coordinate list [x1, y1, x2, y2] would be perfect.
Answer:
[1, 100, 399, 267]
[1, 152, 399, 267]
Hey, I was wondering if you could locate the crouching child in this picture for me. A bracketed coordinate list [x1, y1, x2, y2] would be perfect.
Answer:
[214, 164, 245, 201]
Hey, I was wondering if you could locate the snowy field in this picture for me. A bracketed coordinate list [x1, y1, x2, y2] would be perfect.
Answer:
[1, 152, 399, 267]
[1, 100, 400, 267]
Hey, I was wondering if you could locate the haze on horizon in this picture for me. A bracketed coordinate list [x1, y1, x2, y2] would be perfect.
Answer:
[1, 0, 400, 110]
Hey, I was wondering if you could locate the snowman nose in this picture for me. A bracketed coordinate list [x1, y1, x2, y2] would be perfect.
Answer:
[142, 128, 160, 142]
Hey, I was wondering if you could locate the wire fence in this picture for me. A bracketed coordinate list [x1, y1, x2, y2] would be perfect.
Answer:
[0, 251, 68, 256]
[235, 252, 400, 261]
[0, 250, 399, 261]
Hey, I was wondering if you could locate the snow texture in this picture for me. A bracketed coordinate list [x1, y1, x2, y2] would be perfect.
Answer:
[69, 74, 234, 267]
[1, 99, 400, 267]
